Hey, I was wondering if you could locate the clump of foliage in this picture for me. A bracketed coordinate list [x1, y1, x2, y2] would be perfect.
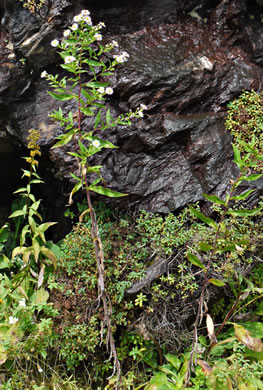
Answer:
[19, 0, 45, 13]
[225, 89, 263, 168]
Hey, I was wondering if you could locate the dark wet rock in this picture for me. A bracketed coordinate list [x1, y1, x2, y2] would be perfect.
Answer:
[1, 0, 263, 215]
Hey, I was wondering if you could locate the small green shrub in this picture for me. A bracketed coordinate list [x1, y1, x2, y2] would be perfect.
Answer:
[225, 89, 263, 169]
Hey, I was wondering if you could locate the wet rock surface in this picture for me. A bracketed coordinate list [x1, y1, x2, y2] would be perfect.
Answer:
[1, 0, 263, 213]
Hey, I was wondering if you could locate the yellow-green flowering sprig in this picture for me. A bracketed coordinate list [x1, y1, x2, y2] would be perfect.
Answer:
[9, 130, 57, 287]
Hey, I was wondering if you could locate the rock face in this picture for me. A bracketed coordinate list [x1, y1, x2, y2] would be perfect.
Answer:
[1, 0, 263, 214]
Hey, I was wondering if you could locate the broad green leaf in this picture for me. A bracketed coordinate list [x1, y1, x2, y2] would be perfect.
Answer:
[255, 302, 263, 315]
[89, 186, 128, 198]
[244, 347, 263, 361]
[187, 253, 206, 270]
[31, 288, 49, 305]
[189, 207, 217, 228]
[234, 324, 263, 352]
[208, 278, 226, 287]
[230, 189, 255, 201]
[47, 91, 73, 101]
[227, 208, 260, 217]
[203, 193, 225, 205]
[165, 353, 181, 371]
[0, 343, 7, 365]
[240, 322, 263, 338]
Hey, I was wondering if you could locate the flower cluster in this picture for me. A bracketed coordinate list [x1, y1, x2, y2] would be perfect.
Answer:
[113, 51, 129, 64]
[98, 87, 114, 95]
[130, 103, 147, 119]
[65, 55, 76, 64]
[9, 316, 19, 324]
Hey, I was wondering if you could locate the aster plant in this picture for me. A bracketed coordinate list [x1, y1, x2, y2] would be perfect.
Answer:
[41, 9, 147, 381]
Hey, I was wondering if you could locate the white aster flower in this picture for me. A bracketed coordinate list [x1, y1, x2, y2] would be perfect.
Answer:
[83, 16, 92, 25]
[138, 111, 144, 118]
[112, 40, 119, 47]
[92, 140, 101, 148]
[73, 14, 82, 22]
[81, 10, 90, 16]
[65, 55, 76, 64]
[71, 23, 79, 31]
[140, 103, 147, 110]
[51, 39, 59, 47]
[106, 87, 113, 95]
[98, 87, 105, 93]
[41, 70, 47, 78]
[18, 298, 26, 308]
[94, 33, 102, 41]
[9, 316, 19, 324]
[63, 29, 71, 37]
[98, 22, 105, 28]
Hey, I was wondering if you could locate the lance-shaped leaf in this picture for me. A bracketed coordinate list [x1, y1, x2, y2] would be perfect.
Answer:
[241, 173, 262, 182]
[51, 130, 75, 149]
[227, 208, 261, 217]
[89, 186, 128, 198]
[199, 242, 213, 252]
[189, 207, 217, 228]
[208, 278, 226, 287]
[203, 193, 226, 205]
[40, 247, 57, 269]
[47, 91, 73, 101]
[234, 324, 263, 352]
[187, 253, 206, 270]
[230, 189, 255, 201]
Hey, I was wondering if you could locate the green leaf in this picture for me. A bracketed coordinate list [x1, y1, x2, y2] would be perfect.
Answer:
[240, 322, 263, 338]
[189, 207, 217, 228]
[51, 131, 75, 149]
[234, 324, 263, 352]
[47, 91, 73, 101]
[208, 278, 226, 287]
[199, 242, 213, 252]
[241, 173, 262, 181]
[230, 189, 255, 201]
[255, 302, 263, 316]
[106, 108, 111, 125]
[86, 60, 103, 67]
[9, 210, 25, 218]
[80, 106, 95, 116]
[165, 353, 181, 371]
[232, 143, 241, 163]
[31, 288, 49, 305]
[187, 253, 206, 270]
[227, 208, 261, 217]
[89, 186, 128, 198]
[203, 193, 226, 205]
[94, 109, 101, 129]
